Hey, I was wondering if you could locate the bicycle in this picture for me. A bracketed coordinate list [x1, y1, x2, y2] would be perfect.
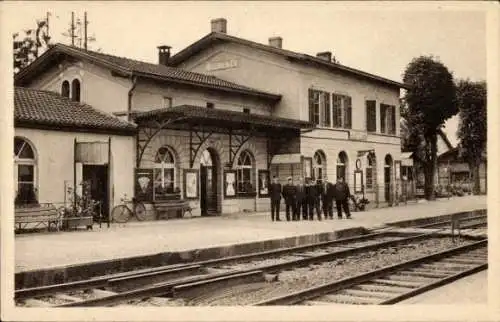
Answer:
[111, 194, 147, 223]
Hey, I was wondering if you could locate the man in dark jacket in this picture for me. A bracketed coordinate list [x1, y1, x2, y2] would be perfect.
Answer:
[307, 179, 322, 220]
[320, 176, 335, 219]
[269, 176, 282, 221]
[333, 176, 351, 219]
[295, 177, 307, 220]
[282, 177, 296, 221]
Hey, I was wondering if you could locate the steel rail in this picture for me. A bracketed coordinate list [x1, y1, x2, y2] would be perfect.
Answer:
[253, 239, 487, 305]
[54, 231, 455, 307]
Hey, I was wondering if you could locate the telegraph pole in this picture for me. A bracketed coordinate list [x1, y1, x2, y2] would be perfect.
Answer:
[84, 12, 88, 50]
[71, 11, 75, 46]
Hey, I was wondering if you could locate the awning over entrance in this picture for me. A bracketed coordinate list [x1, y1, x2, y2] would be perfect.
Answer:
[132, 105, 313, 168]
[133, 105, 314, 133]
[400, 152, 414, 167]
[271, 153, 302, 164]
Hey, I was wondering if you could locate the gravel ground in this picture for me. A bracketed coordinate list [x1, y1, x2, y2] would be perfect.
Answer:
[188, 237, 476, 306]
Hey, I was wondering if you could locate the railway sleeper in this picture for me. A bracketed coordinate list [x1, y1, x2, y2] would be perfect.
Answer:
[22, 298, 53, 307]
[420, 263, 473, 271]
[408, 268, 460, 276]
[385, 274, 437, 282]
[337, 288, 395, 299]
[442, 258, 485, 265]
[355, 283, 414, 293]
[319, 293, 380, 305]
[401, 270, 452, 278]
[371, 278, 422, 288]
[53, 293, 84, 303]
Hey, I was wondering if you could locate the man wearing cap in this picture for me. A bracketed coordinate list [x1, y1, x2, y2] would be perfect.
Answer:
[295, 177, 307, 221]
[282, 177, 296, 221]
[269, 176, 283, 221]
[333, 176, 352, 219]
[320, 176, 335, 219]
[307, 178, 322, 220]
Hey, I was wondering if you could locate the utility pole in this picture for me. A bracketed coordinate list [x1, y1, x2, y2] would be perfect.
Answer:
[84, 12, 88, 50]
[71, 11, 75, 46]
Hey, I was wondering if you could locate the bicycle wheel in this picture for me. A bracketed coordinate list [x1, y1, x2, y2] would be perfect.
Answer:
[134, 202, 147, 221]
[111, 205, 132, 223]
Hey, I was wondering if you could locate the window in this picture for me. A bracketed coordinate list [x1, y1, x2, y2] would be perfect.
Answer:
[162, 96, 172, 109]
[313, 150, 326, 182]
[206, 102, 214, 109]
[243, 108, 250, 114]
[366, 100, 377, 132]
[336, 151, 348, 181]
[366, 153, 375, 190]
[236, 150, 255, 194]
[332, 94, 352, 129]
[153, 146, 176, 196]
[380, 104, 396, 135]
[308, 89, 330, 127]
[14, 137, 37, 206]
[71, 79, 81, 102]
[61, 81, 70, 98]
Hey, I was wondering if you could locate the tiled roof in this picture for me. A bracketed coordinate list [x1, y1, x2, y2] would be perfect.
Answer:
[14, 87, 137, 134]
[134, 105, 314, 130]
[169, 32, 409, 90]
[14, 44, 281, 101]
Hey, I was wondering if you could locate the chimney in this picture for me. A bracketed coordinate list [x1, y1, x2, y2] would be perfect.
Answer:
[157, 45, 171, 66]
[211, 18, 227, 33]
[268, 37, 283, 49]
[316, 51, 332, 62]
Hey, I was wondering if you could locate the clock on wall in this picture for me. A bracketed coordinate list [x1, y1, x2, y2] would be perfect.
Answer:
[355, 158, 362, 170]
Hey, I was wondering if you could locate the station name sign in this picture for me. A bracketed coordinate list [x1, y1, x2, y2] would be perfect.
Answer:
[349, 130, 368, 141]
[206, 59, 239, 72]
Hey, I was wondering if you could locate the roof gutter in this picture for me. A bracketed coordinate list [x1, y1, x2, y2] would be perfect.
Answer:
[127, 75, 138, 122]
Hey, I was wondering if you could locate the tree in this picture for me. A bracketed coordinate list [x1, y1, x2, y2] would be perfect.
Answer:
[13, 19, 51, 74]
[402, 56, 457, 200]
[456, 80, 487, 195]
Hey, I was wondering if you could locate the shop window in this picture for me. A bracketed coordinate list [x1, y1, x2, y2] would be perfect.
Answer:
[14, 137, 37, 206]
[336, 151, 348, 181]
[236, 150, 255, 194]
[313, 150, 326, 182]
[61, 80, 70, 98]
[153, 146, 176, 196]
[71, 79, 81, 102]
[366, 153, 376, 189]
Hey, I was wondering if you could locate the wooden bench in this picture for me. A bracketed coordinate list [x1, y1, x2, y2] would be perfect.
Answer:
[15, 204, 61, 232]
[153, 200, 193, 219]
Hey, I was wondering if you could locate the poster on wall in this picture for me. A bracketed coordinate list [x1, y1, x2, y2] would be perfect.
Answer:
[224, 170, 236, 198]
[258, 170, 270, 197]
[354, 170, 364, 194]
[184, 169, 199, 199]
[135, 169, 154, 202]
[302, 157, 312, 180]
[395, 161, 402, 180]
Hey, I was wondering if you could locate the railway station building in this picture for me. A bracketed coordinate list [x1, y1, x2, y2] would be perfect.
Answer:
[13, 18, 409, 219]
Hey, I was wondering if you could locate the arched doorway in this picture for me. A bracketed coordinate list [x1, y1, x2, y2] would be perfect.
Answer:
[313, 150, 326, 183]
[336, 151, 348, 182]
[200, 148, 219, 216]
[384, 154, 393, 203]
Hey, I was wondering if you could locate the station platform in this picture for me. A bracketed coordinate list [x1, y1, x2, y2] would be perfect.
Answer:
[15, 195, 487, 275]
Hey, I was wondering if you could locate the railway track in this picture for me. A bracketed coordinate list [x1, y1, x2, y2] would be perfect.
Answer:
[414, 214, 487, 230]
[16, 230, 445, 307]
[254, 239, 487, 305]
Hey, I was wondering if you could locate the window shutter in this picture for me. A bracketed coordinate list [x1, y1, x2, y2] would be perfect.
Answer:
[308, 89, 314, 123]
[332, 94, 341, 127]
[366, 100, 376, 132]
[323, 92, 331, 127]
[390, 105, 396, 135]
[380, 104, 387, 134]
[344, 96, 352, 129]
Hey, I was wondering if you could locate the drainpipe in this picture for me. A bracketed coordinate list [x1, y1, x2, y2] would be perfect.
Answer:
[127, 75, 138, 122]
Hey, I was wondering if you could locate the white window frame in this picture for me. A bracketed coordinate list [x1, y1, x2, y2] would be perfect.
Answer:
[14, 137, 37, 204]
[313, 151, 326, 182]
[236, 150, 255, 194]
[153, 146, 176, 194]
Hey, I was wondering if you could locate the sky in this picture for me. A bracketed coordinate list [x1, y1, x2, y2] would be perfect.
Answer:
[3, 1, 489, 146]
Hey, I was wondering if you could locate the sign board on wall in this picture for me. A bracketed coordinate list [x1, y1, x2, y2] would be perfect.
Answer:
[354, 170, 363, 194]
[206, 59, 239, 72]
[349, 130, 368, 141]
[135, 169, 154, 202]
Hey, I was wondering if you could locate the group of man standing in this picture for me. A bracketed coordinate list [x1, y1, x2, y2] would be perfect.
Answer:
[269, 176, 352, 222]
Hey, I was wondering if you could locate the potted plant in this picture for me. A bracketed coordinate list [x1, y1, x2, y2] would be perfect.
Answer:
[61, 181, 94, 230]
